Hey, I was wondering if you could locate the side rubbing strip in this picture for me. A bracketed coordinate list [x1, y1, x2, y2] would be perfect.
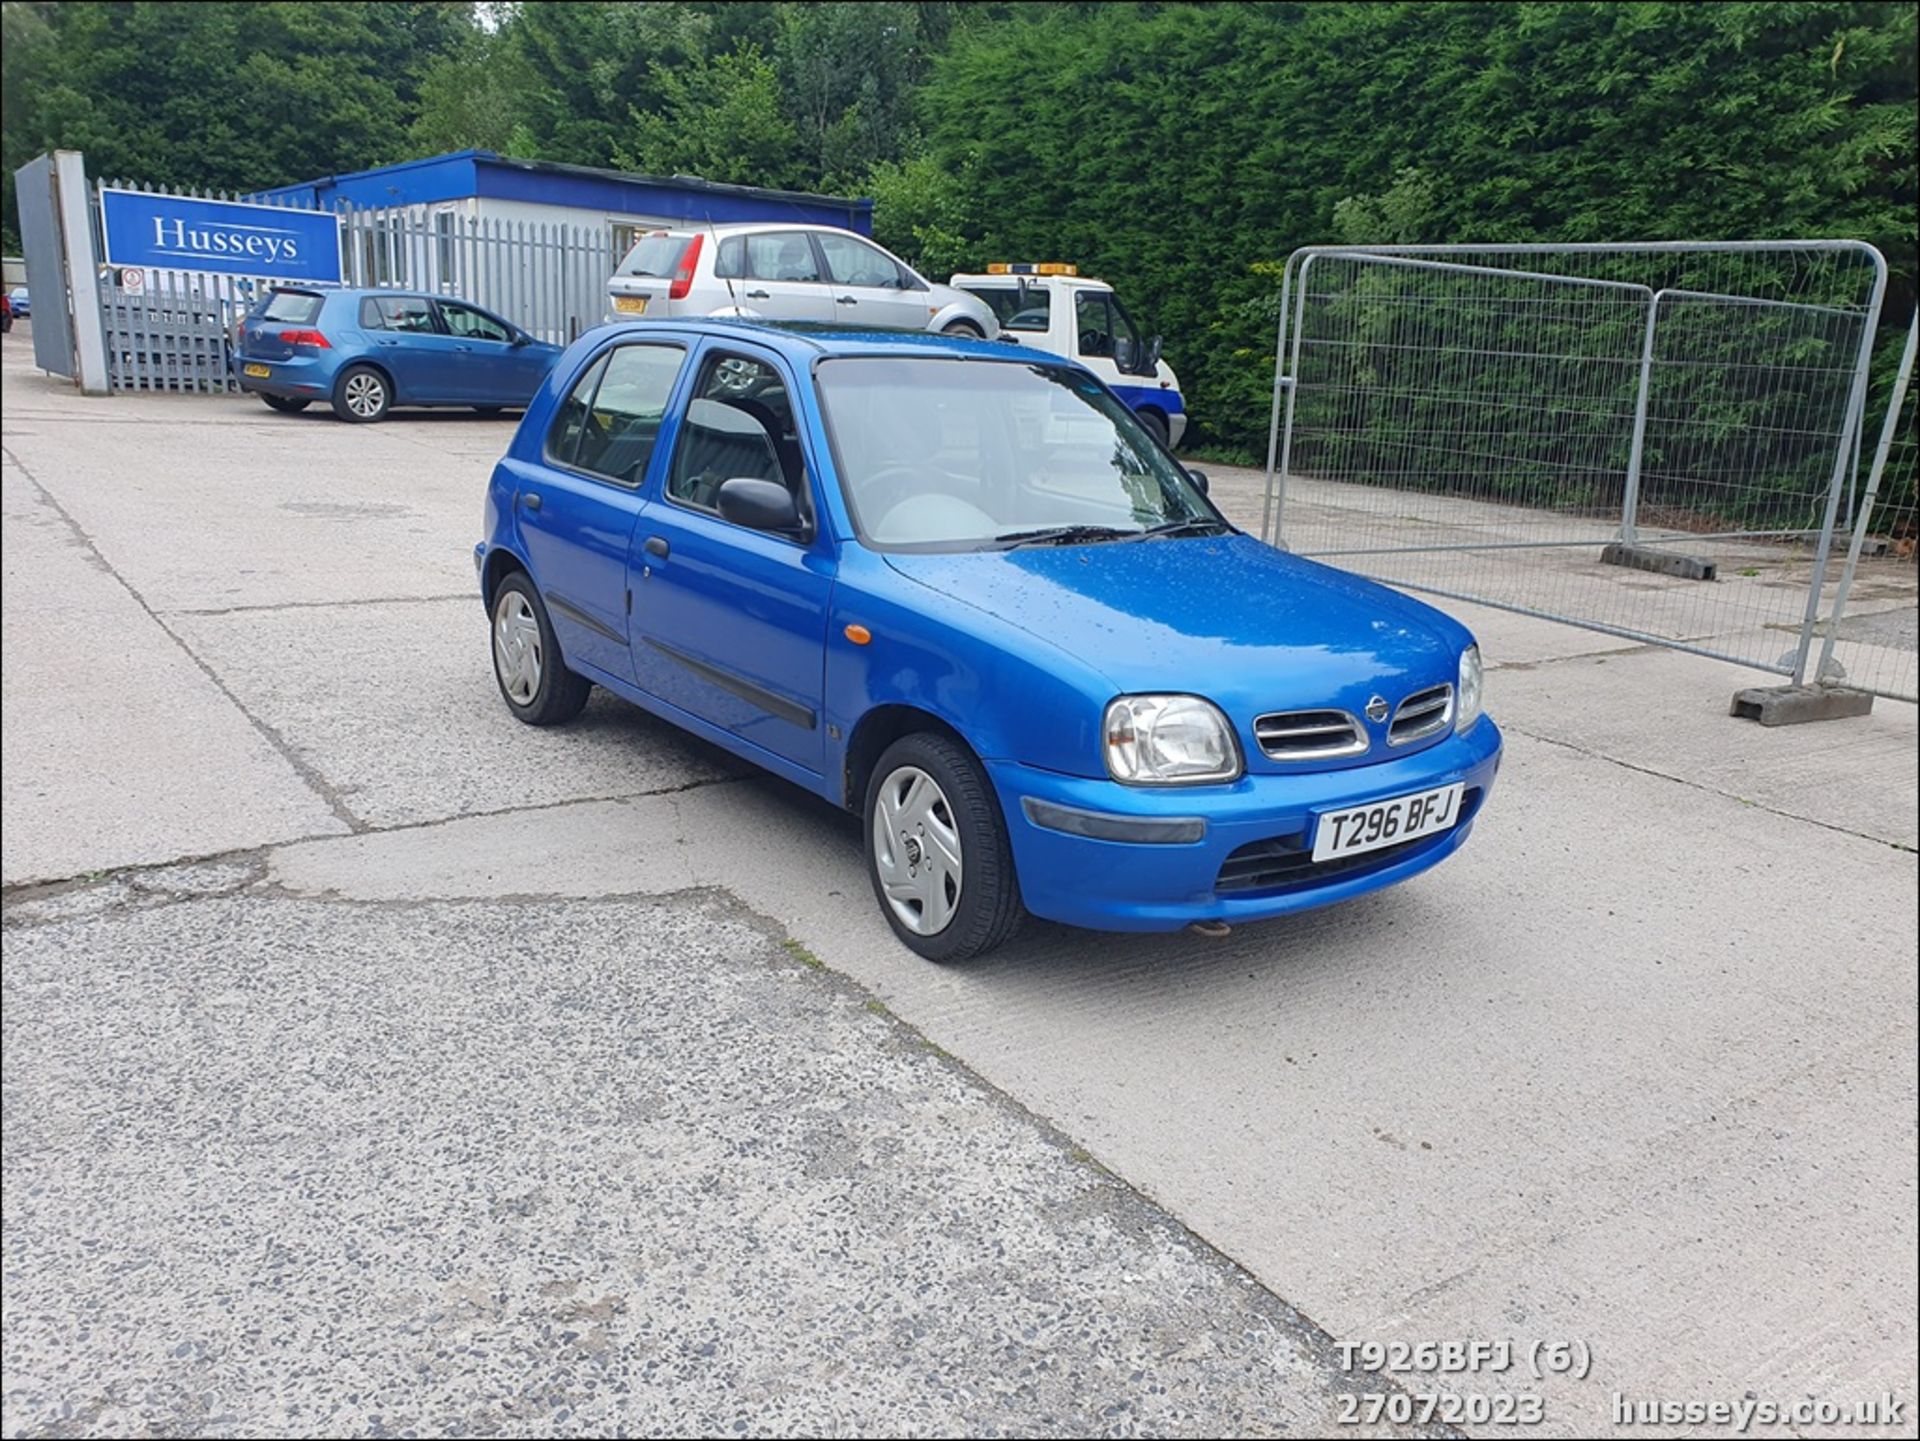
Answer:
[643, 637, 817, 730]
[544, 591, 626, 647]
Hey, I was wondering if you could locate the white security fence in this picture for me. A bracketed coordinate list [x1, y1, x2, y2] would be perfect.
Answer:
[1261, 243, 1915, 702]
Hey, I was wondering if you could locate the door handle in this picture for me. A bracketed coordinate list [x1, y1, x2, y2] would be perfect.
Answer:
[836, 296, 858, 306]
[744, 289, 770, 300]
[644, 536, 670, 559]
[522, 492, 542, 512]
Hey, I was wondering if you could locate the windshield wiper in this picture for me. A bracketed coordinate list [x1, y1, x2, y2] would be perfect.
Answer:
[991, 524, 1140, 549]
[1132, 518, 1232, 540]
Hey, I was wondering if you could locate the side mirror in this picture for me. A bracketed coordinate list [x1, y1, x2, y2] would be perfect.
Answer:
[718, 477, 809, 537]
[1147, 335, 1164, 371]
[1186, 467, 1210, 495]
[510, 330, 530, 347]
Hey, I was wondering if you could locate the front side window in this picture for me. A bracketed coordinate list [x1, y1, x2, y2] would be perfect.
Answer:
[1075, 291, 1115, 358]
[817, 357, 1218, 550]
[370, 295, 438, 334]
[743, 232, 821, 284]
[549, 345, 686, 487]
[667, 353, 805, 517]
[439, 302, 512, 344]
[817, 233, 906, 290]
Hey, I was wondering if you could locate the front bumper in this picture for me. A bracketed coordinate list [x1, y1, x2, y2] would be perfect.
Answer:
[989, 718, 1502, 932]
[1167, 411, 1188, 449]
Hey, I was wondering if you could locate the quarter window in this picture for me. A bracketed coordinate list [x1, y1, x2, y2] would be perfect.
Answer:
[667, 353, 805, 518]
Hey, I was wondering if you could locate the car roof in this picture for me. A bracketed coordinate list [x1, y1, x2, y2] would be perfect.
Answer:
[593, 317, 1057, 364]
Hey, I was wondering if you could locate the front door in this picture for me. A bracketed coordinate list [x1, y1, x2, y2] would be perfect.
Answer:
[511, 340, 691, 682]
[627, 343, 833, 774]
[435, 299, 545, 404]
[814, 232, 929, 330]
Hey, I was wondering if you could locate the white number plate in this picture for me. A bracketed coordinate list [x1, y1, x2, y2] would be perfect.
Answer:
[1312, 783, 1464, 863]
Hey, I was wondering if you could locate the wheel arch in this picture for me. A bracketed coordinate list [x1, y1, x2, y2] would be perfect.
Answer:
[481, 547, 528, 609]
[842, 703, 978, 812]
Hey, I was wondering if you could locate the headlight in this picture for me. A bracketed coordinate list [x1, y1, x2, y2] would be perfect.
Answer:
[1103, 695, 1242, 785]
[1456, 645, 1484, 731]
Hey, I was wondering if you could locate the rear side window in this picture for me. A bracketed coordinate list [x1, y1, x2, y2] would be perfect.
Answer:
[743, 233, 821, 284]
[262, 290, 324, 324]
[616, 232, 695, 279]
[563, 344, 688, 487]
[364, 295, 438, 334]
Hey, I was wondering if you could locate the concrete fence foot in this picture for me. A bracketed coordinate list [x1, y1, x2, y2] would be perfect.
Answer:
[1601, 542, 1717, 581]
[1729, 684, 1874, 726]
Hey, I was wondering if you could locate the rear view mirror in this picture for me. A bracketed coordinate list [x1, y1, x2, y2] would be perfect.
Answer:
[718, 477, 809, 537]
[1186, 467, 1210, 495]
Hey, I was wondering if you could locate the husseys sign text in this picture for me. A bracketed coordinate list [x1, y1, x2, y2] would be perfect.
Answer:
[100, 189, 343, 283]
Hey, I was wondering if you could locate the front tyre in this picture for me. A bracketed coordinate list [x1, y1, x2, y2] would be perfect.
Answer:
[490, 571, 591, 726]
[865, 732, 1024, 962]
[333, 364, 391, 423]
[941, 320, 985, 339]
[1137, 408, 1170, 449]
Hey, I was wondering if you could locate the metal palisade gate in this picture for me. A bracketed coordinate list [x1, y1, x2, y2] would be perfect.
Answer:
[91, 177, 621, 393]
[92, 179, 329, 393]
[339, 208, 618, 347]
[1260, 242, 1911, 700]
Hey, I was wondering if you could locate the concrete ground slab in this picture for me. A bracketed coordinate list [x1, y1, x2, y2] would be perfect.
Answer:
[168, 598, 743, 830]
[1, 452, 347, 885]
[1, 892, 1399, 1440]
[258, 730, 1920, 1436]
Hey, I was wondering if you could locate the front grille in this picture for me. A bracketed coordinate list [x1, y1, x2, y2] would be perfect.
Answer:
[1389, 684, 1454, 746]
[1254, 709, 1367, 762]
[1214, 788, 1483, 895]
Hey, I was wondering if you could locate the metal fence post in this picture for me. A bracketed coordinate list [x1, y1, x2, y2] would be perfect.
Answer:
[1816, 309, 1919, 686]
[1618, 290, 1662, 546]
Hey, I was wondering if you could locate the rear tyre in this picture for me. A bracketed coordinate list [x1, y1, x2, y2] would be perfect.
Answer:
[1137, 409, 1170, 449]
[333, 364, 391, 423]
[490, 571, 592, 726]
[864, 731, 1024, 963]
[261, 395, 310, 414]
[941, 320, 985, 339]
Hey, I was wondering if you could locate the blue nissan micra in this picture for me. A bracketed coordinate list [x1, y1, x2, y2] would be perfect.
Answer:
[476, 321, 1501, 960]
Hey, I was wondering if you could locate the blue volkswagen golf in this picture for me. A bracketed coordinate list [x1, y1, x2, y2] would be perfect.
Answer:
[476, 321, 1501, 960]
[234, 287, 562, 422]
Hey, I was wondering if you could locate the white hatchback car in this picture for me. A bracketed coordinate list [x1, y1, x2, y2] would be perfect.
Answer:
[607, 224, 1000, 339]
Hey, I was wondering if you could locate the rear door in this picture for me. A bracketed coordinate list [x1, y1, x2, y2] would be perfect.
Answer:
[511, 339, 692, 682]
[435, 299, 545, 404]
[362, 294, 462, 403]
[729, 231, 834, 323]
[814, 232, 928, 330]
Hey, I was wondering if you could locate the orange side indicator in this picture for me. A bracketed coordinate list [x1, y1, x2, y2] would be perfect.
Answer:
[844, 624, 873, 645]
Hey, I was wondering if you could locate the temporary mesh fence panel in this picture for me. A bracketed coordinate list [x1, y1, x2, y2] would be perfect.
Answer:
[1262, 242, 1897, 687]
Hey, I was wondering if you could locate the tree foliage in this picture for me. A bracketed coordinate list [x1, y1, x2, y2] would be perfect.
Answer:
[2, 1, 1913, 454]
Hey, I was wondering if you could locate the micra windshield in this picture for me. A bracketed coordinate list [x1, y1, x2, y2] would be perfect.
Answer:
[816, 357, 1225, 551]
